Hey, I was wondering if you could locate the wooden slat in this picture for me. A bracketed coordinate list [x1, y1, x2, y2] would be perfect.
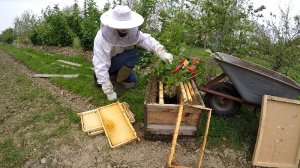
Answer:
[145, 104, 202, 113]
[88, 130, 104, 135]
[188, 105, 212, 111]
[33, 74, 79, 78]
[143, 102, 149, 134]
[57, 59, 82, 67]
[51, 62, 77, 69]
[184, 82, 193, 102]
[146, 103, 178, 113]
[187, 81, 195, 97]
[197, 109, 212, 168]
[121, 102, 135, 123]
[146, 124, 197, 136]
[168, 103, 184, 166]
[147, 111, 201, 125]
[159, 81, 164, 104]
[179, 82, 187, 103]
[169, 165, 192, 168]
[191, 80, 204, 105]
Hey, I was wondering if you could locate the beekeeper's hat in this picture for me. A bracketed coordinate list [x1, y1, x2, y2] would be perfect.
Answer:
[100, 5, 144, 29]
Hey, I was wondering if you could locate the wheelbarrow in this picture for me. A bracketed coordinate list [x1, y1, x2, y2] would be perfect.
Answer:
[201, 52, 300, 116]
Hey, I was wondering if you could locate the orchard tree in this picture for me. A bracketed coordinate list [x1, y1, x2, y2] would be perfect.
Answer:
[262, 6, 300, 74]
[14, 10, 37, 44]
[65, 1, 82, 39]
[196, 0, 264, 54]
[133, 0, 157, 32]
[64, 1, 83, 49]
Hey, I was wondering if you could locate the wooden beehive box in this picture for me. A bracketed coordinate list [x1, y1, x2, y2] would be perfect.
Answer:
[144, 77, 206, 135]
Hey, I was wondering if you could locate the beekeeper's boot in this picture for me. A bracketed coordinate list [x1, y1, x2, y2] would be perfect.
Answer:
[117, 65, 136, 89]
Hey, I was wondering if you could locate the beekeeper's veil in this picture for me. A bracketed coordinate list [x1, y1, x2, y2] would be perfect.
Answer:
[100, 5, 144, 47]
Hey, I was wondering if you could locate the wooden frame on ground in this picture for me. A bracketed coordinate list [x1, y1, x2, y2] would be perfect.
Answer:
[98, 102, 139, 148]
[252, 95, 300, 168]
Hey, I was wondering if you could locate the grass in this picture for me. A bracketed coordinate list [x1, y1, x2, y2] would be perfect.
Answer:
[0, 139, 27, 165]
[1, 44, 296, 152]
[0, 55, 81, 167]
[207, 106, 259, 150]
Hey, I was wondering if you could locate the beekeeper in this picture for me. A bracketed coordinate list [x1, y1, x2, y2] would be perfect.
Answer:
[93, 5, 173, 101]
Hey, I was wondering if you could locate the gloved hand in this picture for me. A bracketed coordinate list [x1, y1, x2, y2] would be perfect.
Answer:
[160, 52, 173, 64]
[106, 92, 117, 101]
[154, 44, 173, 64]
[102, 81, 117, 101]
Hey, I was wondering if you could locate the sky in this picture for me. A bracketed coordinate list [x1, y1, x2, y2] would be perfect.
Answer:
[251, 0, 300, 23]
[0, 0, 300, 33]
[0, 0, 108, 32]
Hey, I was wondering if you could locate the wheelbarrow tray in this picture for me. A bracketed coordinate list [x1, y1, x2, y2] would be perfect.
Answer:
[213, 52, 300, 105]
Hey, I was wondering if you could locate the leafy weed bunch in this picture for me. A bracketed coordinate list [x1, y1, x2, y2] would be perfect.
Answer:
[149, 55, 206, 88]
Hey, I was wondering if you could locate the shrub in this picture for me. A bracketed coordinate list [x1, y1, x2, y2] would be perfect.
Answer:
[0, 28, 15, 44]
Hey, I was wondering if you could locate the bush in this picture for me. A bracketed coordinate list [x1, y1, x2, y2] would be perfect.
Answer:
[30, 5, 74, 47]
[80, 0, 102, 51]
[0, 28, 15, 44]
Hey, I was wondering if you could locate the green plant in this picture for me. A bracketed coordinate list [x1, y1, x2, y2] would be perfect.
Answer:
[148, 54, 206, 89]
[0, 28, 15, 44]
[136, 50, 153, 69]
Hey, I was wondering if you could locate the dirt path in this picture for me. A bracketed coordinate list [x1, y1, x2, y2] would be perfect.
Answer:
[0, 50, 252, 168]
[0, 50, 96, 112]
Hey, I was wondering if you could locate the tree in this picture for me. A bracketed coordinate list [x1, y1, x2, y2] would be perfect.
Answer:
[80, 0, 102, 50]
[64, 1, 84, 49]
[262, 6, 300, 73]
[65, 1, 82, 39]
[133, 0, 157, 32]
[14, 10, 37, 44]
[195, 0, 264, 54]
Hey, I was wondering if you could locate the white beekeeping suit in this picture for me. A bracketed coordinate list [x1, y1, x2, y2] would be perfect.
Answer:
[93, 5, 173, 101]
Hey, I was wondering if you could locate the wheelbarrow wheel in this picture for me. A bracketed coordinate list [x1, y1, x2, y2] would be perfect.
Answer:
[204, 82, 240, 117]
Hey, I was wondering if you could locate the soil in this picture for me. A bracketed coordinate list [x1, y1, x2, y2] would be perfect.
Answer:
[0, 49, 252, 168]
